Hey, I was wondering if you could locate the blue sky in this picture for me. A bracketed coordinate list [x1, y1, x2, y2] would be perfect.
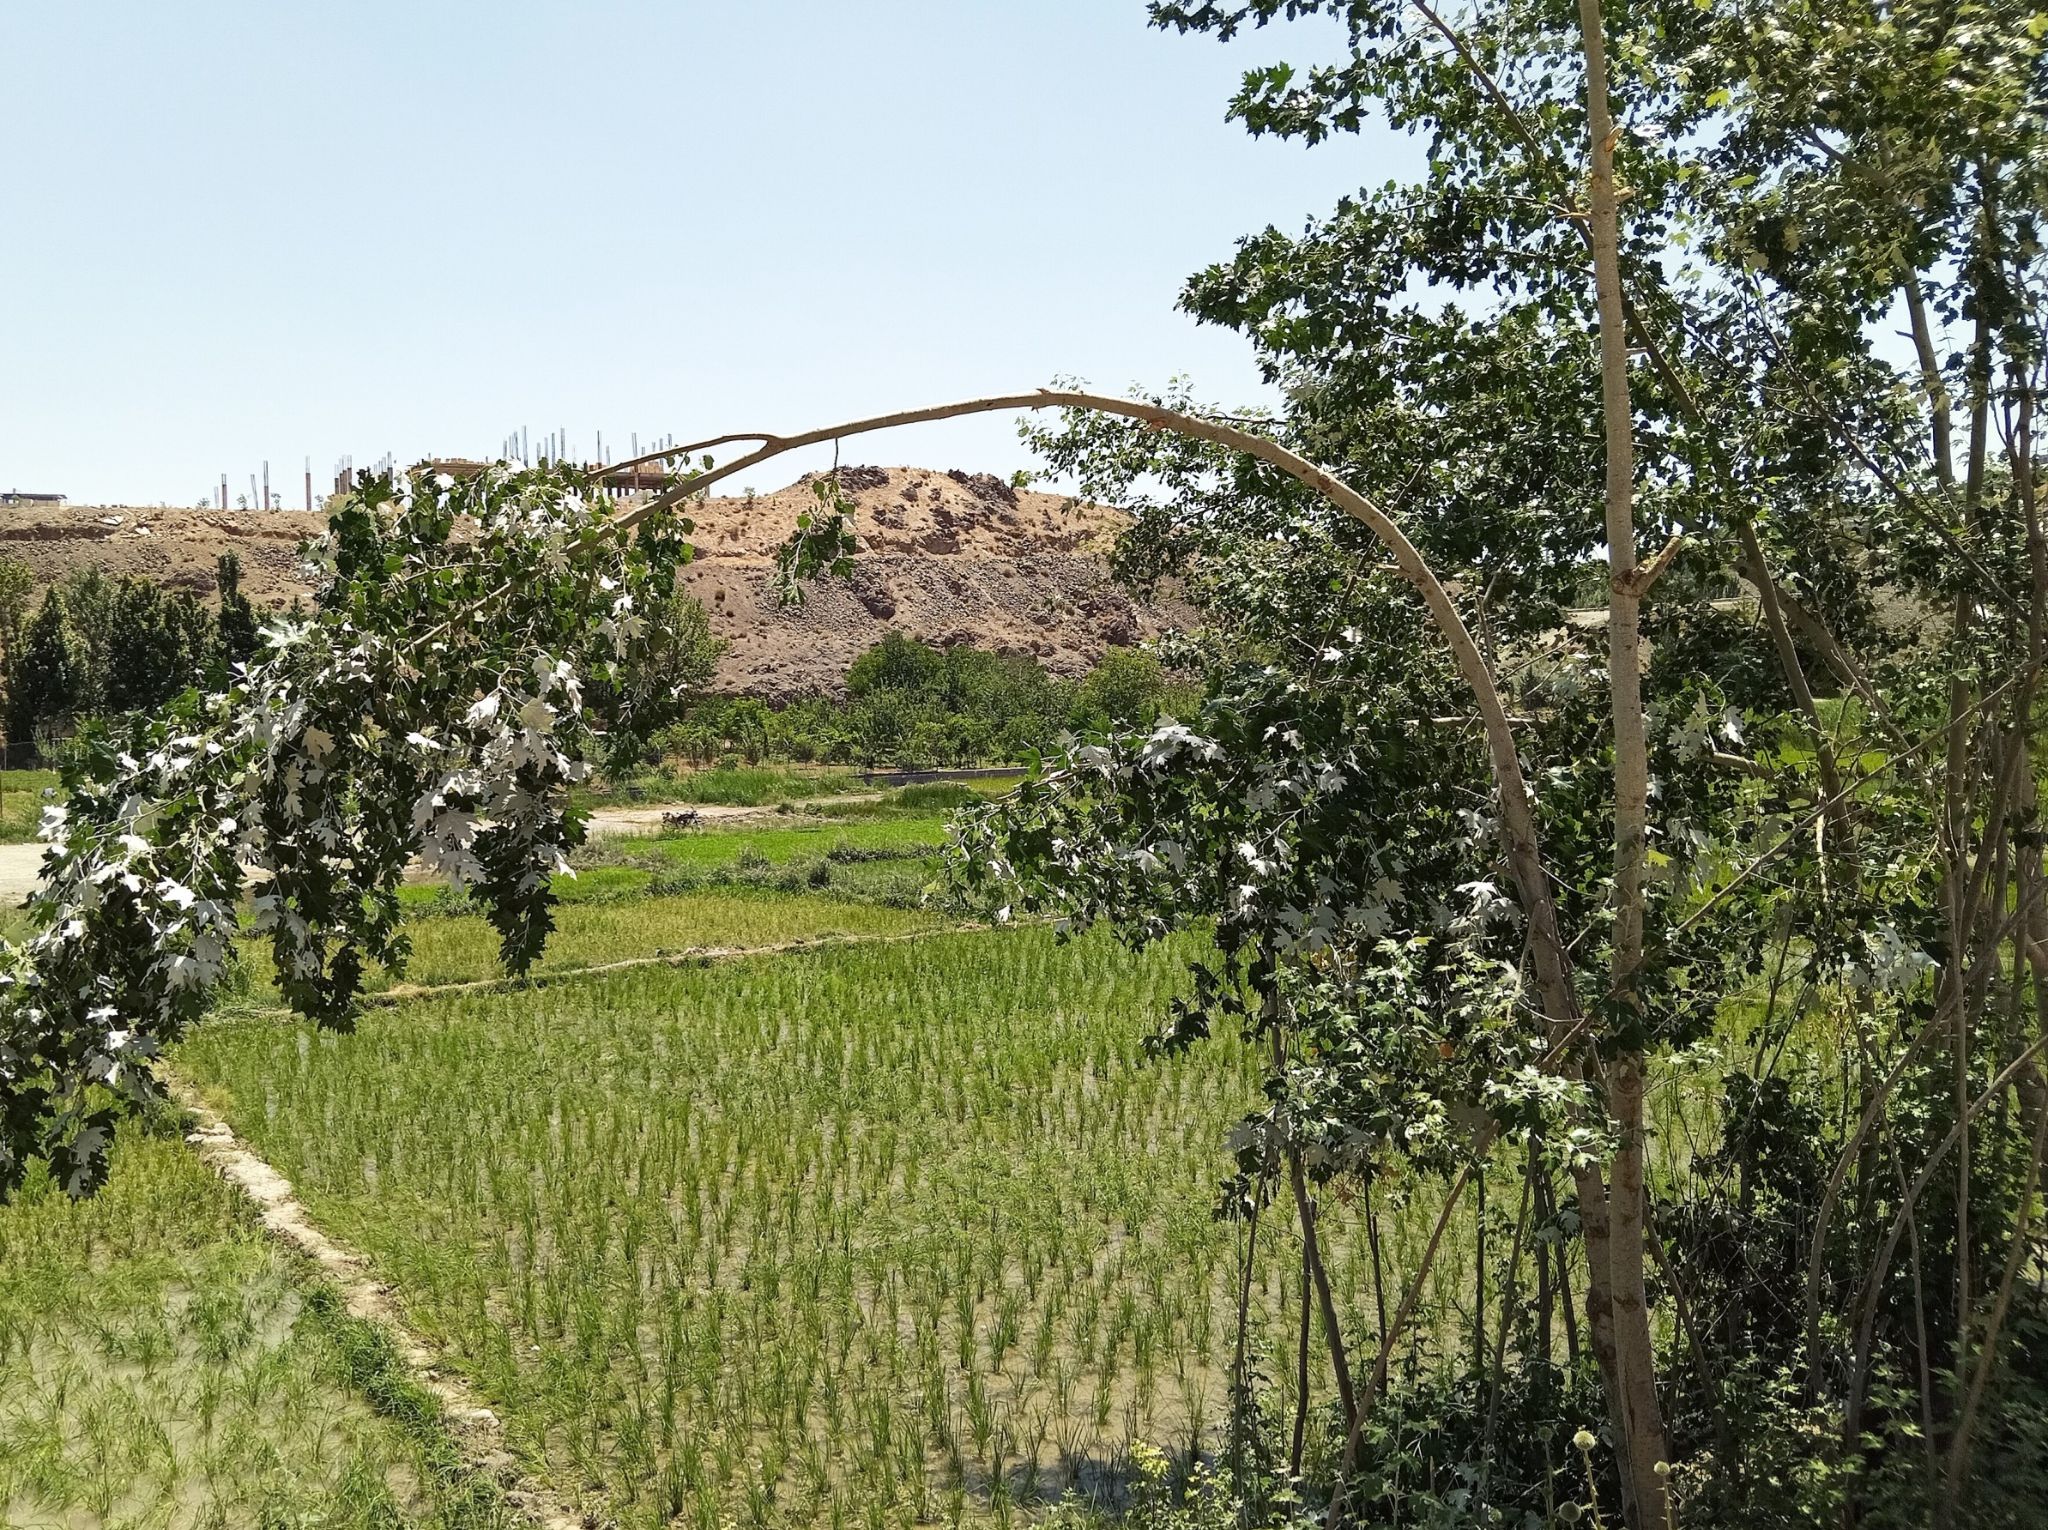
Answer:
[1, 2, 1419, 508]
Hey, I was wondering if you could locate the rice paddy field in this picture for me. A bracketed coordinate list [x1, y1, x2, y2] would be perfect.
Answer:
[176, 931, 1287, 1528]
[0, 1121, 505, 1529]
[4, 798, 1488, 1530]
[229, 887, 943, 1000]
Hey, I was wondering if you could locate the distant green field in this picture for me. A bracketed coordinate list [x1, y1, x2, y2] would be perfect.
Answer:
[0, 768, 59, 844]
[584, 765, 871, 809]
[638, 815, 948, 870]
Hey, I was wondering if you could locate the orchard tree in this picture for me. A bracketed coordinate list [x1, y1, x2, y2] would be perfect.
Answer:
[6, 588, 82, 750]
[0, 554, 32, 706]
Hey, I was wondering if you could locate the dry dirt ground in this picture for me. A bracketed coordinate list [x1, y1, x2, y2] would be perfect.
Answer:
[4, 466, 1189, 697]
[0, 841, 41, 904]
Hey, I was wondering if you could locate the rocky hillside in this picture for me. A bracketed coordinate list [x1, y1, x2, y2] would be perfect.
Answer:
[2, 467, 1183, 696]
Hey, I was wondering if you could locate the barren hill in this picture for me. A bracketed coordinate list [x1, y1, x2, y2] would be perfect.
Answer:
[1, 467, 1180, 696]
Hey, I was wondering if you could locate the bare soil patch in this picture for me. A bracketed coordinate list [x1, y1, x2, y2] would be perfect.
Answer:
[11, 467, 1192, 697]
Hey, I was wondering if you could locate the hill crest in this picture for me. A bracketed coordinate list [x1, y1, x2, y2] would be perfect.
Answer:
[0, 467, 1180, 696]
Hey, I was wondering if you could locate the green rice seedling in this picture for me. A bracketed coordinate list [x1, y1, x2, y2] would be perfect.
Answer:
[0, 1121, 503, 1528]
[233, 886, 941, 997]
[177, 923, 1469, 1525]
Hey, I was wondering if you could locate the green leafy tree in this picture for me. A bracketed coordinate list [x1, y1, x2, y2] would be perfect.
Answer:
[6, 589, 82, 751]
[0, 555, 32, 710]
[103, 579, 204, 714]
[1068, 646, 1178, 733]
[213, 553, 261, 673]
[1, 462, 699, 1197]
[56, 569, 114, 719]
[941, 1, 2047, 1523]
[845, 630, 948, 699]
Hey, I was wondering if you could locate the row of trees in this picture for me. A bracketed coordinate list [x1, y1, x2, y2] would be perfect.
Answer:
[0, 556, 261, 757]
[0, 549, 1178, 777]
[651, 631, 1192, 768]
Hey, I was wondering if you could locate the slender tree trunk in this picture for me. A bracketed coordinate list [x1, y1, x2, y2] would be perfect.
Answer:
[1479, 1174, 1535, 1514]
[1291, 1150, 1359, 1436]
[1574, 0, 1672, 1519]
[1267, 973, 1361, 1449]
[1474, 1172, 1488, 1374]
[1533, 1148, 1556, 1370]
[1364, 1181, 1390, 1349]
[1291, 1243, 1312, 1478]
[1902, 276, 1957, 489]
[1946, 292, 1994, 1415]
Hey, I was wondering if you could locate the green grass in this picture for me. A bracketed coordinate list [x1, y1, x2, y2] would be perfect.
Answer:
[0, 768, 60, 844]
[635, 815, 948, 872]
[891, 780, 1020, 810]
[792, 780, 1022, 821]
[0, 1117, 507, 1529]
[173, 926, 1465, 1528]
[233, 887, 943, 999]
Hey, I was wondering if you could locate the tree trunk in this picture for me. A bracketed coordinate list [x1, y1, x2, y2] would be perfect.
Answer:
[1291, 1149, 1360, 1436]
[1574, 0, 1673, 1520]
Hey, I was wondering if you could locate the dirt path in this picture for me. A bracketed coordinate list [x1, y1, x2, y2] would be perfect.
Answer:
[168, 1073, 586, 1530]
[581, 794, 883, 835]
[0, 841, 41, 906]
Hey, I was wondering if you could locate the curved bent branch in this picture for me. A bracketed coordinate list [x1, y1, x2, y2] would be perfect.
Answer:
[616, 387, 1580, 1026]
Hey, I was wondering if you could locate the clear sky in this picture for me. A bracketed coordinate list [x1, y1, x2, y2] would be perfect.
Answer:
[1, 2, 1419, 508]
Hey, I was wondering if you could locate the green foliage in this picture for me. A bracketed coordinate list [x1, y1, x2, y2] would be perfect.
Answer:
[893, 781, 984, 811]
[959, 0, 2048, 1521]
[212, 552, 261, 676]
[101, 575, 210, 715]
[5, 588, 82, 751]
[1069, 646, 1191, 734]
[846, 628, 950, 699]
[652, 634, 1184, 772]
[2, 559, 272, 755]
[0, 461, 710, 1196]
[0, 553, 32, 723]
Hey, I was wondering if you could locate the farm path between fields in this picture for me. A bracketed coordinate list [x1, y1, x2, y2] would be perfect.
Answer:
[581, 793, 884, 836]
[0, 793, 890, 906]
[0, 841, 41, 904]
[167, 1071, 589, 1530]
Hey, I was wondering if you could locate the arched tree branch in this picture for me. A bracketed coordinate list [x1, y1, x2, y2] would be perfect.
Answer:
[609, 387, 1582, 1028]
